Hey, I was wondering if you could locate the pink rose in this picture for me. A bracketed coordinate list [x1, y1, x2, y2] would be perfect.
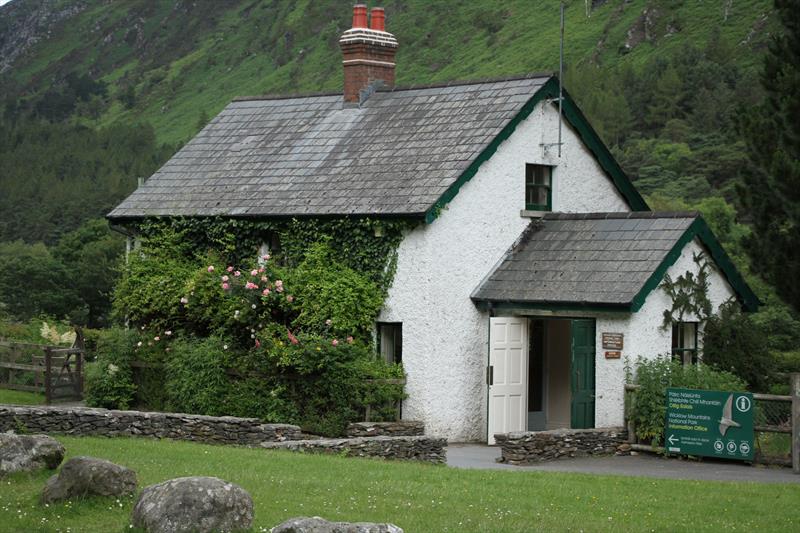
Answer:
[332, 339, 339, 346]
[154, 336, 160, 341]
[261, 276, 268, 282]
[221, 275, 229, 282]
[346, 336, 354, 344]
[222, 282, 230, 290]
[258, 267, 265, 273]
[207, 265, 215, 273]
[250, 269, 258, 276]
[286, 295, 294, 302]
[245, 281, 258, 290]
[227, 266, 234, 272]
[262, 288, 270, 296]
[262, 254, 271, 261]
[255, 339, 261, 348]
[275, 280, 284, 293]
[234, 271, 241, 277]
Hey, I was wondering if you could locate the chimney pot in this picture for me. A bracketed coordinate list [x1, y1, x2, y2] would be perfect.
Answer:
[370, 7, 385, 31]
[352, 4, 368, 28]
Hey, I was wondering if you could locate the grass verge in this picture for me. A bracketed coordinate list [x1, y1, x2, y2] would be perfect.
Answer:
[0, 436, 798, 532]
[0, 388, 46, 406]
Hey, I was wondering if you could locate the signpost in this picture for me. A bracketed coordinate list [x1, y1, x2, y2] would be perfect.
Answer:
[665, 387, 754, 461]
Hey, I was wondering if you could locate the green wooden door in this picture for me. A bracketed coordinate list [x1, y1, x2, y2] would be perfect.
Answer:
[570, 319, 596, 429]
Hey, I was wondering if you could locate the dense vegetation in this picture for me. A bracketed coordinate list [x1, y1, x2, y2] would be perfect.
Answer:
[84, 219, 406, 435]
[0, 0, 799, 399]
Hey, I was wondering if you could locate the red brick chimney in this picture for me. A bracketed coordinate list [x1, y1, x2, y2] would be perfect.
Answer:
[339, 5, 398, 103]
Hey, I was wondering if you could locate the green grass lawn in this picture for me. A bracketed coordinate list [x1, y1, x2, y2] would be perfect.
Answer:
[0, 437, 797, 532]
[0, 388, 45, 406]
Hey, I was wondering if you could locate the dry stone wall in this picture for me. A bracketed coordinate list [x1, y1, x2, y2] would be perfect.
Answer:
[496, 428, 627, 464]
[0, 406, 301, 445]
[260, 435, 446, 464]
[346, 421, 424, 437]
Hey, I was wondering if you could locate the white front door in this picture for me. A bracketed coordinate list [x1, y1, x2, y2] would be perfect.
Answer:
[487, 317, 528, 445]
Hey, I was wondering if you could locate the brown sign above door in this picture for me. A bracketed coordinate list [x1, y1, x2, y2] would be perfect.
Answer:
[602, 332, 624, 350]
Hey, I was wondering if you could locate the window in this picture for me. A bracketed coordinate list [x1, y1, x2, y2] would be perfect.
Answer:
[525, 164, 552, 211]
[377, 322, 402, 364]
[672, 322, 698, 365]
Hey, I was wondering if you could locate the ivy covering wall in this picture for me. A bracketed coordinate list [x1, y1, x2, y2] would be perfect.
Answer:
[88, 216, 416, 436]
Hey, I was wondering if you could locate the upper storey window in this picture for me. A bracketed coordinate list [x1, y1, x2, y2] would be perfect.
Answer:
[525, 164, 552, 211]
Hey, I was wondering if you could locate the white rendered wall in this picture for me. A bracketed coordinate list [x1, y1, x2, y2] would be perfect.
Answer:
[378, 100, 630, 441]
[593, 238, 737, 428]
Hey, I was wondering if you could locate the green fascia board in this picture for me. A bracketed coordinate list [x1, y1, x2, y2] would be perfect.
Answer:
[474, 299, 631, 314]
[423, 77, 649, 224]
[629, 217, 760, 313]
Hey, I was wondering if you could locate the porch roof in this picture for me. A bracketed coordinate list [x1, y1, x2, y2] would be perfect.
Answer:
[471, 212, 759, 313]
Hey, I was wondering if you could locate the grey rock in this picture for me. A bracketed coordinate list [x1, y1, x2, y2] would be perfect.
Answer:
[132, 476, 253, 533]
[0, 433, 65, 475]
[42, 456, 137, 503]
[271, 517, 403, 533]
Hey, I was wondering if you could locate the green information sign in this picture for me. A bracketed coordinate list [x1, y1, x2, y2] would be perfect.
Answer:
[665, 387, 754, 461]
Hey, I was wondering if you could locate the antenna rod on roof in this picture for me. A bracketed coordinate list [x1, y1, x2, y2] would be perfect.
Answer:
[558, 2, 565, 158]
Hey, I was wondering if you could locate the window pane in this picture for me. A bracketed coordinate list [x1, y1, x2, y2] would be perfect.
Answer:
[378, 323, 402, 364]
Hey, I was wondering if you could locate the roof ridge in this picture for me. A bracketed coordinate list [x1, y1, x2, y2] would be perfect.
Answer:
[378, 73, 554, 93]
[543, 211, 699, 220]
[231, 73, 554, 102]
[233, 90, 342, 102]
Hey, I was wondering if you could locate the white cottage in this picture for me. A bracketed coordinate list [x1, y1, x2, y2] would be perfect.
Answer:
[109, 5, 758, 443]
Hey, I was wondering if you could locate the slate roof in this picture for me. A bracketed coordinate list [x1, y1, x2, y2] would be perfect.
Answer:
[471, 212, 701, 309]
[108, 76, 554, 219]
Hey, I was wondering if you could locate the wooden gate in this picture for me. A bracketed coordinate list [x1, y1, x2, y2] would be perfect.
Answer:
[0, 333, 84, 404]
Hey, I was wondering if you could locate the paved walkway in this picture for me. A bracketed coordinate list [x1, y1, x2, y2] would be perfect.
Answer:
[446, 444, 800, 484]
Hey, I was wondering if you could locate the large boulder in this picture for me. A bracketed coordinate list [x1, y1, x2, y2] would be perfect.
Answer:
[271, 517, 404, 533]
[0, 433, 64, 475]
[42, 456, 137, 503]
[132, 476, 253, 533]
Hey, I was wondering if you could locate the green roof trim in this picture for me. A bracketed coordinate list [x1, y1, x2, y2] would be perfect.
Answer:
[630, 217, 760, 313]
[423, 77, 649, 223]
[476, 301, 631, 314]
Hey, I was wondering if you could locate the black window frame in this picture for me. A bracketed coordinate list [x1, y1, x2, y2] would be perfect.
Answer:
[525, 164, 553, 211]
[377, 322, 402, 364]
[671, 322, 699, 365]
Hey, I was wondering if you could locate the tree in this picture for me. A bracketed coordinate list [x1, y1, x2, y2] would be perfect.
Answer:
[54, 219, 125, 327]
[0, 241, 82, 320]
[738, 0, 800, 311]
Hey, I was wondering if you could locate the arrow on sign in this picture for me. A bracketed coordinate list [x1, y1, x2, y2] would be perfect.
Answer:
[667, 434, 678, 445]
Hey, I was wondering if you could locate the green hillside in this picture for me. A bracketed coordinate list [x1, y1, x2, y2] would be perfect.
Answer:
[1, 0, 776, 144]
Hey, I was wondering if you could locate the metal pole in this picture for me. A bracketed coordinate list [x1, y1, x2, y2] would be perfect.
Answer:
[792, 373, 799, 474]
[558, 2, 565, 158]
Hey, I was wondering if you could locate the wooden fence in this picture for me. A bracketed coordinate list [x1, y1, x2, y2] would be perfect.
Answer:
[624, 373, 800, 473]
[0, 337, 85, 404]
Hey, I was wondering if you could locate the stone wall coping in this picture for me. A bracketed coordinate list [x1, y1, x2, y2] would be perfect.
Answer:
[497, 427, 626, 440]
[0, 405, 298, 429]
[261, 435, 444, 448]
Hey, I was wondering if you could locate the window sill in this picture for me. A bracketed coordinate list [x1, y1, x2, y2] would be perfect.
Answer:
[520, 209, 548, 218]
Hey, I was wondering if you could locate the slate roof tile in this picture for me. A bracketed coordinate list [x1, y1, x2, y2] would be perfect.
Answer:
[108, 76, 550, 219]
[472, 212, 698, 307]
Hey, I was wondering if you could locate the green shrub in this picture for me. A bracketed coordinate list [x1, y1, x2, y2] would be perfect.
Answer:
[626, 356, 747, 446]
[703, 300, 774, 392]
[85, 328, 138, 409]
[165, 336, 230, 416]
[288, 242, 384, 341]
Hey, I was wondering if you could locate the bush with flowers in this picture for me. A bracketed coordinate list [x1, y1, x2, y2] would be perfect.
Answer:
[93, 227, 405, 436]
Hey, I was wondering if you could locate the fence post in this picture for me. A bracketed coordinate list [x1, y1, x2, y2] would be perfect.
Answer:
[75, 351, 84, 400]
[792, 373, 799, 474]
[44, 348, 52, 405]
